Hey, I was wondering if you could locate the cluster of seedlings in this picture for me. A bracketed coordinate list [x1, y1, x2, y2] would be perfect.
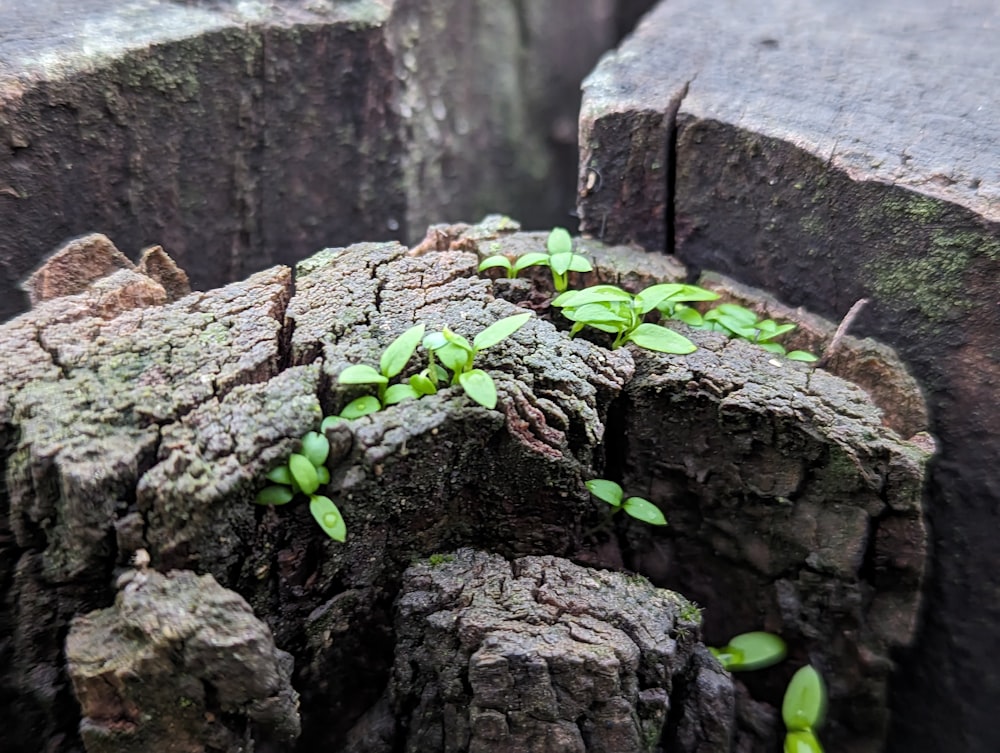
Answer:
[255, 313, 532, 539]
[486, 227, 817, 360]
[257, 228, 817, 542]
[329, 313, 532, 419]
[253, 227, 831, 749]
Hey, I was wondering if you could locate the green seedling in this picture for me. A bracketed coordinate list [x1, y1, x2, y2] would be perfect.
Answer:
[422, 312, 532, 410]
[705, 630, 825, 751]
[709, 631, 787, 671]
[682, 302, 817, 362]
[334, 323, 426, 420]
[586, 479, 667, 526]
[782, 664, 827, 752]
[545, 227, 593, 293]
[654, 283, 722, 321]
[552, 283, 697, 354]
[478, 227, 592, 293]
[255, 430, 346, 542]
[478, 250, 551, 279]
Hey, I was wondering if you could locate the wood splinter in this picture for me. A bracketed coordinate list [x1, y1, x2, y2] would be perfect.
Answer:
[819, 298, 869, 367]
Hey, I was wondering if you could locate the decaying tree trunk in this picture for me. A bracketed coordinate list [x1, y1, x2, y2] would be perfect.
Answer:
[0, 219, 931, 752]
[577, 5, 998, 749]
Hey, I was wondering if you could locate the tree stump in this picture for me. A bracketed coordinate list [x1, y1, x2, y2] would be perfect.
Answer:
[0, 219, 930, 751]
[66, 566, 300, 753]
[577, 3, 999, 750]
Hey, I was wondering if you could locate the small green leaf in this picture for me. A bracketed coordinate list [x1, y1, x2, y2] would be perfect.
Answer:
[255, 485, 295, 505]
[666, 284, 721, 303]
[586, 479, 623, 507]
[478, 255, 513, 272]
[473, 312, 533, 350]
[422, 331, 448, 350]
[549, 252, 571, 276]
[704, 309, 759, 338]
[338, 364, 388, 385]
[550, 289, 581, 307]
[340, 395, 382, 419]
[725, 632, 787, 671]
[586, 322, 623, 334]
[578, 322, 622, 335]
[301, 431, 330, 467]
[758, 341, 788, 354]
[546, 227, 573, 255]
[566, 254, 593, 273]
[435, 341, 473, 373]
[289, 453, 319, 495]
[635, 283, 683, 314]
[320, 415, 342, 431]
[787, 350, 819, 362]
[622, 496, 667, 525]
[512, 252, 551, 273]
[708, 645, 745, 670]
[409, 373, 438, 396]
[783, 665, 827, 732]
[266, 465, 293, 485]
[755, 320, 796, 341]
[671, 306, 705, 326]
[709, 303, 759, 326]
[316, 466, 330, 485]
[309, 495, 347, 542]
[380, 323, 426, 378]
[625, 323, 698, 354]
[458, 369, 498, 409]
[784, 730, 824, 753]
[555, 285, 632, 307]
[384, 383, 420, 405]
[561, 303, 629, 325]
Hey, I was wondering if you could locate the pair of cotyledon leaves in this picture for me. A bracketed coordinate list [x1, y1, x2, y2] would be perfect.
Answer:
[255, 430, 346, 541]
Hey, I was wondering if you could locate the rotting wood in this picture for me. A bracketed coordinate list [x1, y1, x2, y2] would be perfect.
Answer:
[1, 219, 931, 752]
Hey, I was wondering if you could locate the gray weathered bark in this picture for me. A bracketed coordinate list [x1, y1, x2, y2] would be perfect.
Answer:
[357, 549, 724, 753]
[66, 567, 300, 753]
[577, 3, 998, 750]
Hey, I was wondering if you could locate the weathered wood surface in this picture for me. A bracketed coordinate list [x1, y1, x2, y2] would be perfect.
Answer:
[0, 220, 930, 751]
[577, 3, 999, 751]
[0, 0, 643, 322]
[66, 567, 301, 752]
[363, 550, 721, 753]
